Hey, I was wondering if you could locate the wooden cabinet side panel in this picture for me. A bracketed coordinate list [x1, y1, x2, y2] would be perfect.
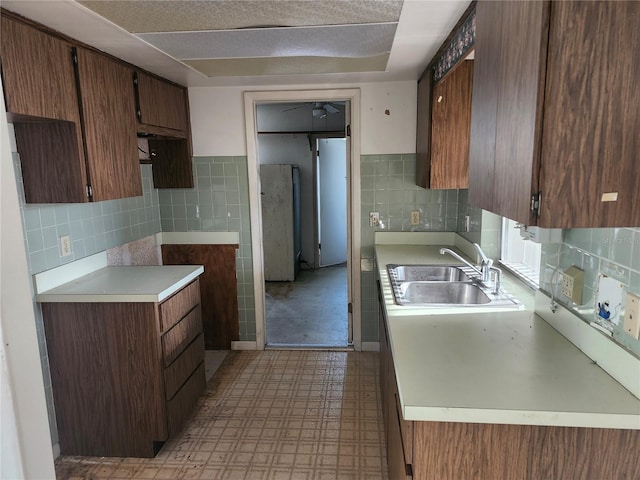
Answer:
[468, 1, 501, 212]
[415, 68, 433, 189]
[492, 0, 549, 224]
[539, 1, 640, 227]
[162, 245, 239, 350]
[137, 72, 188, 132]
[42, 302, 166, 457]
[76, 48, 141, 201]
[430, 61, 473, 189]
[412, 421, 640, 480]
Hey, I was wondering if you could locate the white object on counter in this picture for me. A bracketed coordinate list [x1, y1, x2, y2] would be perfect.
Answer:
[35, 265, 204, 303]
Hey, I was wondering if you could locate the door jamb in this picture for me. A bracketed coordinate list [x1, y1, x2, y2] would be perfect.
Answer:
[243, 89, 361, 351]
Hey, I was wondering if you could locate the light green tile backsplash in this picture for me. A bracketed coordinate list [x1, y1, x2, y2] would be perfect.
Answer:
[360, 153, 460, 342]
[541, 227, 640, 355]
[16, 155, 161, 274]
[159, 156, 255, 342]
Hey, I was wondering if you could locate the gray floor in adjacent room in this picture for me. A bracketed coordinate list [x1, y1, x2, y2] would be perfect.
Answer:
[265, 265, 348, 347]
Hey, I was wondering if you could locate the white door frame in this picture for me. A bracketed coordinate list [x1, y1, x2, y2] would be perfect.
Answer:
[243, 89, 361, 351]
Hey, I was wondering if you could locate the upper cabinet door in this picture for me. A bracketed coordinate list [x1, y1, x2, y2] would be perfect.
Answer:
[538, 1, 640, 228]
[468, 0, 549, 226]
[136, 71, 188, 132]
[430, 60, 474, 189]
[75, 47, 141, 201]
[1, 16, 79, 123]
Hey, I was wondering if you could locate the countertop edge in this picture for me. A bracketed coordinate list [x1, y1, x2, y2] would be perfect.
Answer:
[35, 266, 204, 303]
[403, 406, 639, 430]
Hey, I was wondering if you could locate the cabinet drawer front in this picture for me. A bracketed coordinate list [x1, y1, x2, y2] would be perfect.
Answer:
[162, 305, 202, 366]
[164, 334, 205, 401]
[159, 279, 200, 332]
[395, 392, 413, 467]
[167, 363, 205, 437]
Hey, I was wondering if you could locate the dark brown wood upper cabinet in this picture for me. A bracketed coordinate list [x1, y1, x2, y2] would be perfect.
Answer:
[75, 47, 141, 201]
[1, 15, 87, 203]
[469, 0, 640, 228]
[430, 60, 474, 189]
[135, 71, 189, 133]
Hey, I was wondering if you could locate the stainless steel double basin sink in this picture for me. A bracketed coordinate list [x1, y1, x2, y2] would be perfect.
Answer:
[387, 264, 523, 309]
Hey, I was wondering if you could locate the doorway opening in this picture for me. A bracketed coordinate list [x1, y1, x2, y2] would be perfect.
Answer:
[257, 104, 348, 347]
[244, 89, 361, 350]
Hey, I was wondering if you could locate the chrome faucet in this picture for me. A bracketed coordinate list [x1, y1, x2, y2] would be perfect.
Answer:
[439, 243, 501, 293]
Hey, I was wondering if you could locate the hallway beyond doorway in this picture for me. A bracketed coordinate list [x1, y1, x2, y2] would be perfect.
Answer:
[265, 265, 348, 347]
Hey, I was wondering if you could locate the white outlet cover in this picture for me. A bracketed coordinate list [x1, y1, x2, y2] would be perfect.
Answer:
[623, 292, 640, 339]
[595, 274, 624, 327]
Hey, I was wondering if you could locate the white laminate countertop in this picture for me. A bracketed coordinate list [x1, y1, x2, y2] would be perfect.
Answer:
[376, 243, 640, 429]
[35, 265, 204, 303]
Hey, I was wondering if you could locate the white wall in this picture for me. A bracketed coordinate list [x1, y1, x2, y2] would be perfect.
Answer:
[189, 81, 417, 156]
[0, 84, 56, 479]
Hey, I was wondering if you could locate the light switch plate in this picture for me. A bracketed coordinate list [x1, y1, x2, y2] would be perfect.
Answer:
[369, 211, 380, 227]
[623, 292, 640, 339]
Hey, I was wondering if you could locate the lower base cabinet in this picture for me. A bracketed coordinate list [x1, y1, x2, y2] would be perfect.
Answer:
[162, 244, 239, 349]
[42, 279, 205, 457]
[378, 282, 640, 479]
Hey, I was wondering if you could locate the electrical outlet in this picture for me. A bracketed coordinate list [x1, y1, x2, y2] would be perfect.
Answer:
[59, 235, 72, 257]
[623, 292, 640, 339]
[369, 211, 380, 227]
[561, 266, 584, 304]
[410, 210, 420, 226]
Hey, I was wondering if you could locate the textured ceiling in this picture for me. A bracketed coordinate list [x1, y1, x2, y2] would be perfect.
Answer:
[77, 0, 403, 77]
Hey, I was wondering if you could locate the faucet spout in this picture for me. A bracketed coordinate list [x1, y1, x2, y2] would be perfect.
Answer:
[439, 248, 483, 278]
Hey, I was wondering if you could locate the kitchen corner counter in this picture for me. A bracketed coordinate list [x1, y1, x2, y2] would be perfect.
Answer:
[376, 242, 640, 430]
[35, 265, 204, 303]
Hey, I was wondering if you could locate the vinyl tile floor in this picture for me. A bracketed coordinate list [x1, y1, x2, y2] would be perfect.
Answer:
[55, 350, 388, 480]
[265, 266, 348, 347]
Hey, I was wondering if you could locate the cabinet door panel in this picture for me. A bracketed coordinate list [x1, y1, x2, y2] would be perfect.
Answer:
[539, 1, 640, 228]
[468, 1, 501, 212]
[162, 245, 239, 349]
[76, 48, 141, 201]
[492, 0, 549, 224]
[430, 61, 473, 189]
[137, 72, 188, 132]
[1, 16, 79, 123]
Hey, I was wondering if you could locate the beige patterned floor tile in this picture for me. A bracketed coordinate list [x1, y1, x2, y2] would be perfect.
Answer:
[55, 351, 388, 480]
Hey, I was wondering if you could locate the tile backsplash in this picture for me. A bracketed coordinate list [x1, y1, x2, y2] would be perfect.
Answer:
[17, 157, 161, 274]
[360, 153, 460, 342]
[158, 156, 256, 341]
[541, 228, 640, 356]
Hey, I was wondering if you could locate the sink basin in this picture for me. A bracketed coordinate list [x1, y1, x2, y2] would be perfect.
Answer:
[387, 264, 472, 282]
[397, 282, 491, 306]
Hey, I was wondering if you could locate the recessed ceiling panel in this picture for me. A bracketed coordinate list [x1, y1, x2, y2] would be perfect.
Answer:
[138, 23, 396, 60]
[79, 0, 403, 33]
[184, 55, 390, 77]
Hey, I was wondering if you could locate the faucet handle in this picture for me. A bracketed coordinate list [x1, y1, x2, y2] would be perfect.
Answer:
[472, 243, 491, 266]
